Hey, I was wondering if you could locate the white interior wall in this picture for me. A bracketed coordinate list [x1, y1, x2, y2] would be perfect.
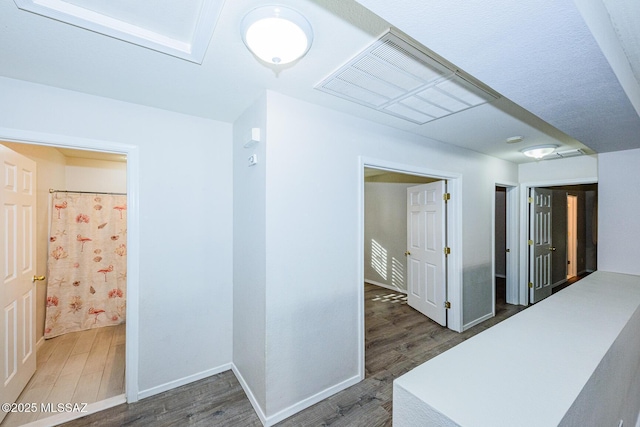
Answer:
[364, 182, 414, 292]
[232, 94, 268, 418]
[0, 76, 233, 397]
[598, 148, 640, 275]
[518, 155, 598, 183]
[65, 157, 127, 193]
[259, 91, 518, 419]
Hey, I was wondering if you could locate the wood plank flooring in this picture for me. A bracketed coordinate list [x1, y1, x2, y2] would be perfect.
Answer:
[59, 285, 526, 427]
[2, 324, 125, 427]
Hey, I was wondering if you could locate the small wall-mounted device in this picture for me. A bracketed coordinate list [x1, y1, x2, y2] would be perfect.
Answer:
[248, 154, 258, 166]
[244, 128, 260, 148]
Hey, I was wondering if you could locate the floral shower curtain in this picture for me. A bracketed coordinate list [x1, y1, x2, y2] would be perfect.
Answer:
[44, 192, 127, 339]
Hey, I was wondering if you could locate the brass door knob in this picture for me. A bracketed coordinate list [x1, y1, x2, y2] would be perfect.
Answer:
[32, 275, 46, 282]
[404, 251, 411, 256]
[549, 247, 556, 252]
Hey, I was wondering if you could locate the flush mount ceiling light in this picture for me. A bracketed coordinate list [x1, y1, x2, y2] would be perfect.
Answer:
[505, 136, 524, 144]
[241, 6, 313, 65]
[521, 144, 558, 159]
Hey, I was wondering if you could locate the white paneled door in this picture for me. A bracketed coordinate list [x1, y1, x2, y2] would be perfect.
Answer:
[529, 188, 553, 303]
[0, 145, 37, 423]
[406, 181, 447, 326]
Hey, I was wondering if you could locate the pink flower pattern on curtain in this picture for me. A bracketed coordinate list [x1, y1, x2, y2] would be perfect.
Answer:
[45, 192, 127, 339]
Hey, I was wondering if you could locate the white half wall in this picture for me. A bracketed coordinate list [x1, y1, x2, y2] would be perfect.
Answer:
[393, 271, 640, 427]
[0, 76, 233, 398]
[261, 91, 518, 418]
[598, 148, 640, 275]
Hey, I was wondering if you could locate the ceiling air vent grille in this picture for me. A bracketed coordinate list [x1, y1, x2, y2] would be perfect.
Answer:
[549, 149, 586, 159]
[315, 31, 498, 125]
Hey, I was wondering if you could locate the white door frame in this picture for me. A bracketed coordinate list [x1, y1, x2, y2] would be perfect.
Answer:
[0, 127, 140, 403]
[358, 156, 463, 379]
[492, 183, 519, 313]
[518, 177, 597, 305]
[567, 194, 578, 278]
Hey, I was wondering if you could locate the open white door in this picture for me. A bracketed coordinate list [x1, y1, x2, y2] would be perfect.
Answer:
[406, 181, 447, 326]
[529, 188, 554, 303]
[0, 145, 37, 422]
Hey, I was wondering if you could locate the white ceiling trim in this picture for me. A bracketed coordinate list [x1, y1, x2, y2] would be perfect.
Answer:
[13, 0, 225, 63]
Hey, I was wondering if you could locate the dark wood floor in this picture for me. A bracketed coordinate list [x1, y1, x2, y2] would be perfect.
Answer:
[61, 284, 526, 427]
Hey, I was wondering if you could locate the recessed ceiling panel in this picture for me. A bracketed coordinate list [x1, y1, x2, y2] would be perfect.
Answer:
[316, 30, 498, 125]
[13, 0, 225, 63]
[400, 96, 450, 118]
[353, 56, 423, 91]
[437, 77, 493, 106]
[321, 76, 391, 108]
[384, 103, 434, 123]
[61, 0, 203, 42]
[338, 68, 406, 100]
[371, 38, 448, 83]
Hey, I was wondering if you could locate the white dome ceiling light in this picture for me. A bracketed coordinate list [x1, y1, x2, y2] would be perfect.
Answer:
[521, 144, 558, 160]
[241, 6, 313, 65]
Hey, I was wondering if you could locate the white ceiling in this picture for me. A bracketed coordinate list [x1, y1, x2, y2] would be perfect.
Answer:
[1, 0, 639, 163]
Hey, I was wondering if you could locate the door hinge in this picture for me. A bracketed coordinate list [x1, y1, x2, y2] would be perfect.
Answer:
[443, 192, 451, 202]
[528, 239, 533, 246]
[444, 301, 451, 309]
[528, 282, 533, 289]
[528, 196, 533, 203]
[444, 246, 451, 256]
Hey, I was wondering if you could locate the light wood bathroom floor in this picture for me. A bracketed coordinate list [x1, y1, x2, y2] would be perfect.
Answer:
[2, 323, 125, 426]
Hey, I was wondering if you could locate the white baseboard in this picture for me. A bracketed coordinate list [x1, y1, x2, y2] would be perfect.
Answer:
[231, 364, 361, 427]
[365, 279, 406, 294]
[231, 363, 268, 425]
[264, 374, 361, 426]
[36, 336, 44, 351]
[19, 394, 125, 427]
[462, 312, 493, 331]
[138, 362, 232, 400]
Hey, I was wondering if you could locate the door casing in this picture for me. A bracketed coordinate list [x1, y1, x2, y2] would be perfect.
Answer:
[492, 183, 519, 315]
[567, 194, 578, 278]
[358, 156, 462, 380]
[0, 128, 139, 404]
[518, 178, 597, 305]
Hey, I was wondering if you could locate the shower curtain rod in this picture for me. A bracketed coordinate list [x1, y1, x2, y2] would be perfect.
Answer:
[49, 188, 127, 196]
